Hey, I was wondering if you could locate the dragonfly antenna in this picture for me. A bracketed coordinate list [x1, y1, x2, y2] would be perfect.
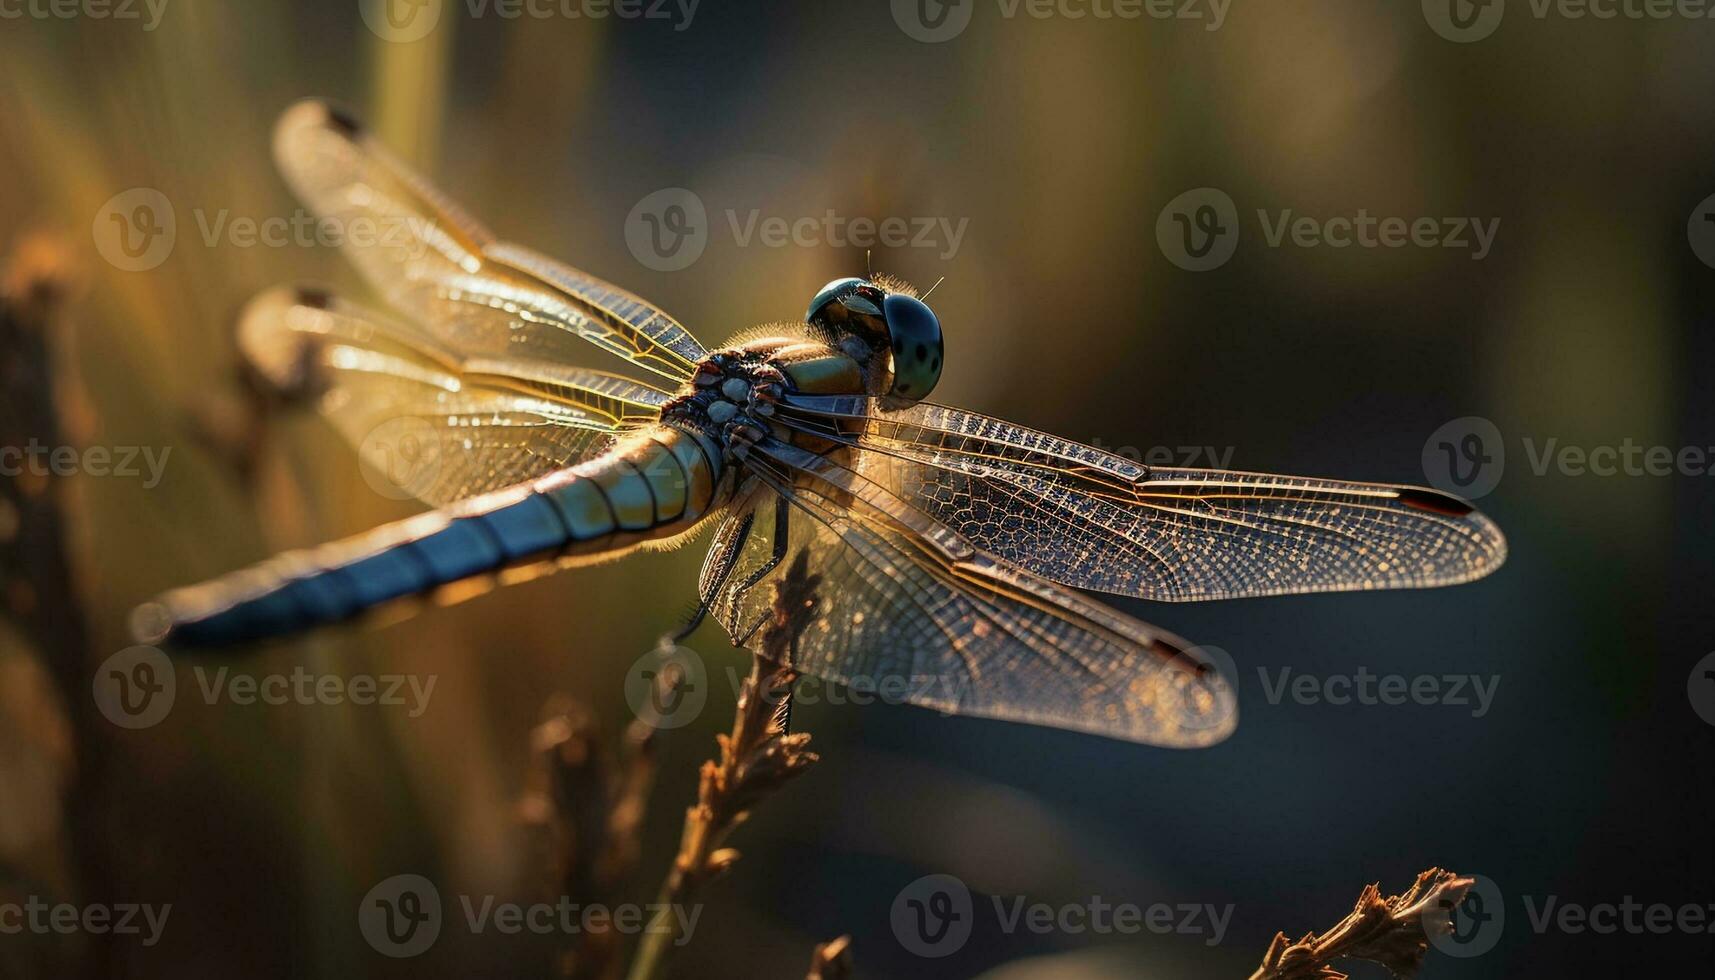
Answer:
[922, 276, 946, 301]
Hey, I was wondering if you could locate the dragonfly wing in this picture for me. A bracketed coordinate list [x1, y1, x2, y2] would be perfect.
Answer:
[700, 439, 1237, 747]
[239, 285, 669, 506]
[272, 99, 706, 383]
[774, 394, 1507, 601]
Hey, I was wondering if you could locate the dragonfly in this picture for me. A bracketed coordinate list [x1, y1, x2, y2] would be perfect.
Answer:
[134, 100, 1507, 748]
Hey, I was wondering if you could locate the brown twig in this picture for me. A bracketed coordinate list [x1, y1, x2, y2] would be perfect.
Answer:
[625, 551, 825, 980]
[1248, 868, 1475, 980]
[0, 233, 117, 980]
[520, 692, 669, 980]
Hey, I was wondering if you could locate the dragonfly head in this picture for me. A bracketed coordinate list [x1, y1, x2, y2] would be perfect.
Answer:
[806, 277, 943, 403]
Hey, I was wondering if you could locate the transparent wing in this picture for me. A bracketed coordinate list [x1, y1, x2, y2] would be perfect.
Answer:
[700, 440, 1237, 747]
[773, 395, 1507, 602]
[238, 285, 670, 506]
[271, 99, 706, 383]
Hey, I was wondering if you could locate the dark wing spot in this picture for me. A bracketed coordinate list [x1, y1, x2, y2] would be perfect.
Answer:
[297, 287, 333, 309]
[915, 343, 928, 361]
[1395, 487, 1475, 517]
[322, 103, 365, 137]
[929, 356, 940, 372]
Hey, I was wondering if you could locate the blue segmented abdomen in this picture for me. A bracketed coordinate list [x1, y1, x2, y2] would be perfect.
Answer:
[137, 426, 726, 647]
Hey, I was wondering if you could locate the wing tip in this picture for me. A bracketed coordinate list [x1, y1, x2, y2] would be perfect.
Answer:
[273, 98, 366, 174]
[278, 97, 363, 139]
[128, 600, 175, 647]
[236, 284, 337, 397]
[1394, 486, 1510, 583]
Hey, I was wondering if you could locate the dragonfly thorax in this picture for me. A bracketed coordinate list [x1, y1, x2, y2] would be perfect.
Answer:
[665, 340, 867, 461]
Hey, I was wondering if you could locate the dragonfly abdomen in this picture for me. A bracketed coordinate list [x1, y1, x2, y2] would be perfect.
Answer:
[137, 426, 726, 648]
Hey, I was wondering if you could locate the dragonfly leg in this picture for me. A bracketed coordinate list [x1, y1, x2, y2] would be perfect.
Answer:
[734, 496, 796, 732]
[734, 495, 794, 647]
[659, 511, 755, 652]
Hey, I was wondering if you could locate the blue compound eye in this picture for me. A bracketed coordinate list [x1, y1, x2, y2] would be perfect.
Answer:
[881, 293, 942, 402]
[806, 277, 888, 345]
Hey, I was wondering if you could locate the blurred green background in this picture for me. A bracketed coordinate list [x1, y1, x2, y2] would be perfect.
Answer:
[3, 0, 1714, 976]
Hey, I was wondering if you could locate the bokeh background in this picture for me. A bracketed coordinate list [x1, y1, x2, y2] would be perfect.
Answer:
[4, 0, 1715, 976]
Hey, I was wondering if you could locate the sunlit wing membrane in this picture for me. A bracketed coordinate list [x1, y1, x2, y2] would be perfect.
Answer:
[271, 99, 706, 383]
[238, 285, 670, 506]
[700, 440, 1238, 747]
[772, 394, 1506, 601]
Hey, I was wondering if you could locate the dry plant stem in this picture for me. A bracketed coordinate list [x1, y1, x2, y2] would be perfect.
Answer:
[625, 651, 818, 980]
[0, 235, 116, 980]
[1249, 868, 1475, 980]
[521, 696, 666, 980]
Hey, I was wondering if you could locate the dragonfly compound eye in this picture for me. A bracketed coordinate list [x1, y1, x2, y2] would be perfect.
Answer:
[806, 277, 889, 348]
[881, 293, 943, 402]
